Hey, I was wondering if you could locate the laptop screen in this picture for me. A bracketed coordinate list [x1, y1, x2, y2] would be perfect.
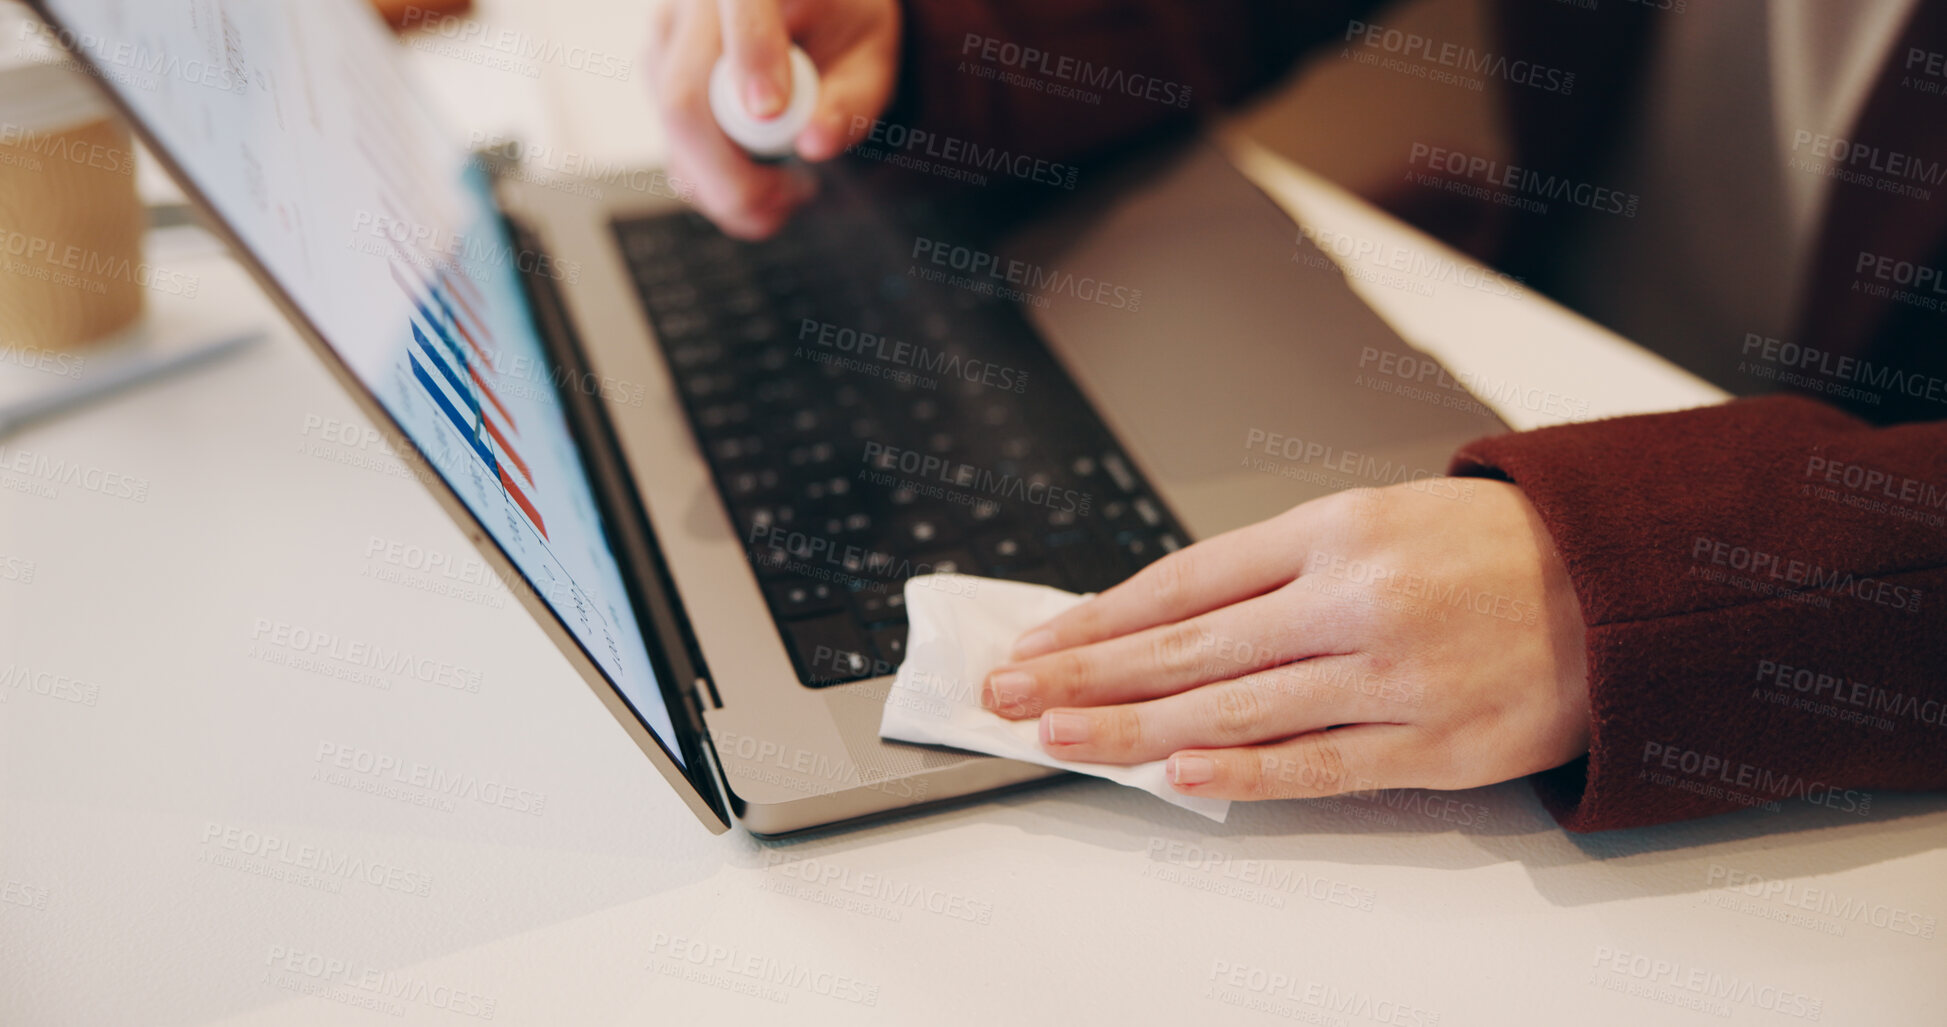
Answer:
[34, 0, 686, 765]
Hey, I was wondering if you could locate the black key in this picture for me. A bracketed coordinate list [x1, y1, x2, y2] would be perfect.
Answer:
[974, 531, 1041, 572]
[784, 613, 875, 686]
[1099, 452, 1139, 492]
[725, 468, 782, 501]
[655, 308, 710, 342]
[708, 434, 765, 462]
[695, 401, 751, 432]
[1094, 497, 1141, 534]
[853, 587, 907, 625]
[868, 626, 909, 667]
[1118, 532, 1165, 571]
[766, 578, 845, 617]
[783, 439, 839, 471]
[891, 511, 960, 547]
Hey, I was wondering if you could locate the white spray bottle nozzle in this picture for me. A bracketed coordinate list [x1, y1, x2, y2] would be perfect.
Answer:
[709, 46, 819, 160]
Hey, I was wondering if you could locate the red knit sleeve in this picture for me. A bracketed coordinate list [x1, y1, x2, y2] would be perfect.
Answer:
[1450, 395, 1947, 832]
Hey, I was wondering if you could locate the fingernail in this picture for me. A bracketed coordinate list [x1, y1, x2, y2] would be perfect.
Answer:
[983, 669, 1033, 712]
[1041, 711, 1090, 746]
[1168, 754, 1215, 786]
[1011, 629, 1057, 660]
[744, 69, 788, 119]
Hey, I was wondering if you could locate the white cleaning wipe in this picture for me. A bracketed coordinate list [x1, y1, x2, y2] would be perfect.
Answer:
[878, 574, 1230, 822]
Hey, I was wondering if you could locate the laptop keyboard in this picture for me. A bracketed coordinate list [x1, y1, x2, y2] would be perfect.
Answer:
[614, 190, 1187, 687]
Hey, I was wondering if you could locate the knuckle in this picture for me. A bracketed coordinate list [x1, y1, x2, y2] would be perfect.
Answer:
[1103, 708, 1145, 752]
[1210, 687, 1264, 740]
[1151, 620, 1209, 674]
[1144, 551, 1191, 611]
[1261, 737, 1348, 797]
[1222, 752, 1269, 798]
[1298, 737, 1350, 795]
[1041, 652, 1091, 711]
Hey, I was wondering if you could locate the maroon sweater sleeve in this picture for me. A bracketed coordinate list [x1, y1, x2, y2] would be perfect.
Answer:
[891, 0, 1389, 163]
[1450, 396, 1947, 832]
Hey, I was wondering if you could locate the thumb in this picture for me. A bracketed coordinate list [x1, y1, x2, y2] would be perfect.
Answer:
[715, 0, 794, 119]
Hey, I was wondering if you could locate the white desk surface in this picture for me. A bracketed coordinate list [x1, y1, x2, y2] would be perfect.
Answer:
[3, 3, 1941, 1024]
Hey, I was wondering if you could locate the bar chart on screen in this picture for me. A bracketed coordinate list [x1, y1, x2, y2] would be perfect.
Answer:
[42, 0, 685, 750]
[326, 36, 651, 704]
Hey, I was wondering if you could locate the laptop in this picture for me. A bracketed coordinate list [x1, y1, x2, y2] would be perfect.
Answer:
[30, 0, 1505, 835]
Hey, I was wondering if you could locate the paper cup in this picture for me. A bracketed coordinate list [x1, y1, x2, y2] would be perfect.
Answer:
[0, 3, 146, 351]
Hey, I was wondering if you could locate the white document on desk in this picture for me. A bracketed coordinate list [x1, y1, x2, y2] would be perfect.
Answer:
[878, 574, 1230, 822]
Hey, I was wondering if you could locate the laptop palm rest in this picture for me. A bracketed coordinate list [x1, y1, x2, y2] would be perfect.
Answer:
[1007, 142, 1509, 539]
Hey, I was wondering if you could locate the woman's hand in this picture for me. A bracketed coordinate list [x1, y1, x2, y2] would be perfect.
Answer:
[983, 480, 1592, 801]
[644, 0, 901, 238]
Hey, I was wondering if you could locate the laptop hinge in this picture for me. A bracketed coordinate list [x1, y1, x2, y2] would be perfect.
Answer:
[492, 167, 732, 816]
